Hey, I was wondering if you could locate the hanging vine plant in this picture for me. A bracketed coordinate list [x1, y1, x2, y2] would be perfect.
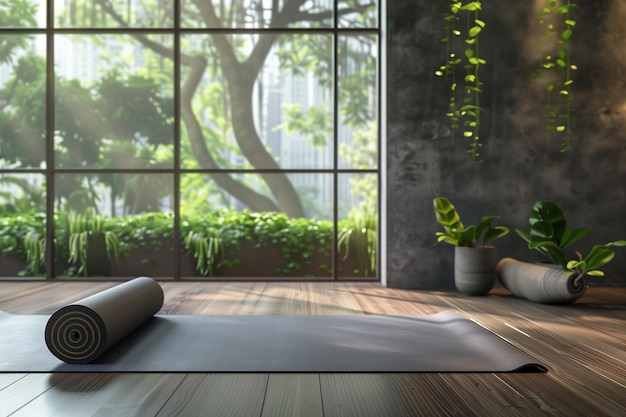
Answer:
[534, 0, 578, 152]
[436, 0, 486, 163]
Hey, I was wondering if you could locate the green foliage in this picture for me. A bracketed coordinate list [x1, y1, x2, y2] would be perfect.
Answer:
[276, 33, 377, 151]
[1, 209, 377, 278]
[436, 1, 486, 163]
[113, 211, 175, 256]
[215, 211, 334, 276]
[534, 0, 578, 152]
[184, 230, 223, 277]
[516, 200, 625, 285]
[515, 200, 591, 266]
[277, 34, 327, 78]
[565, 241, 626, 281]
[23, 230, 45, 275]
[0, 175, 46, 213]
[96, 71, 174, 144]
[433, 197, 509, 247]
[278, 103, 333, 147]
[0, 212, 44, 264]
[0, 53, 46, 167]
[339, 121, 378, 215]
[338, 209, 377, 276]
[0, 0, 37, 40]
[66, 210, 120, 276]
[337, 35, 378, 129]
[180, 210, 374, 277]
[181, 211, 226, 276]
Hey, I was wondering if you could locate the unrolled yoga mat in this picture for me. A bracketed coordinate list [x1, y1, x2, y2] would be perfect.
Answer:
[0, 310, 546, 373]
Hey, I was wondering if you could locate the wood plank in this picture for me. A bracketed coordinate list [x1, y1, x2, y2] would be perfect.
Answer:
[156, 374, 268, 417]
[0, 281, 52, 305]
[393, 374, 481, 417]
[499, 373, 626, 417]
[144, 281, 279, 315]
[436, 293, 626, 416]
[0, 373, 72, 416]
[89, 374, 185, 417]
[9, 373, 184, 417]
[261, 374, 323, 417]
[321, 374, 416, 417]
[351, 286, 451, 316]
[439, 374, 548, 417]
[0, 282, 117, 314]
[0, 373, 26, 390]
[319, 373, 482, 417]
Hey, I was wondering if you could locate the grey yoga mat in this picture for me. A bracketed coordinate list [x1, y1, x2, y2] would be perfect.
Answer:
[44, 276, 164, 364]
[0, 298, 546, 373]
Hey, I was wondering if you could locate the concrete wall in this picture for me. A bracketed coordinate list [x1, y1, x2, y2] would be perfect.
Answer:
[386, 0, 626, 288]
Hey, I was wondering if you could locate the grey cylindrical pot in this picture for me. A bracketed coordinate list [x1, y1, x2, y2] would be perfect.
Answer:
[454, 246, 496, 296]
[496, 258, 586, 304]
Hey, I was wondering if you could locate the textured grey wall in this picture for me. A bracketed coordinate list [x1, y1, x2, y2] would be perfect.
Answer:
[386, 0, 626, 288]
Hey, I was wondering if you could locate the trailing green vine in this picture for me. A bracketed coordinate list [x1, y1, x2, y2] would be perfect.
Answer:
[436, 0, 486, 163]
[535, 0, 578, 152]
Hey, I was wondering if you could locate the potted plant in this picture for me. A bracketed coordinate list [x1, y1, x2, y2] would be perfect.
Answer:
[497, 200, 626, 303]
[24, 230, 46, 276]
[66, 210, 120, 277]
[184, 229, 224, 277]
[433, 197, 510, 295]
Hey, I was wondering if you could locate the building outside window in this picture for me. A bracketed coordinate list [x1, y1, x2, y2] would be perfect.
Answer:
[0, 0, 381, 280]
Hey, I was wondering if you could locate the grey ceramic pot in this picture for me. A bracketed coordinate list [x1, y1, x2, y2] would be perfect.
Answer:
[454, 246, 496, 296]
[496, 257, 586, 304]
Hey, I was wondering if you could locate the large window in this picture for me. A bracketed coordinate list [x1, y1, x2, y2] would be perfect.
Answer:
[0, 0, 380, 280]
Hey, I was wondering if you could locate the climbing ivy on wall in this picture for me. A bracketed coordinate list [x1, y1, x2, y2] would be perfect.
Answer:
[436, 0, 485, 163]
[534, 0, 578, 152]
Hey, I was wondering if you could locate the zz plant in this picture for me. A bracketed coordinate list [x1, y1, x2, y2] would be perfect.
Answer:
[433, 197, 509, 247]
[516, 200, 626, 286]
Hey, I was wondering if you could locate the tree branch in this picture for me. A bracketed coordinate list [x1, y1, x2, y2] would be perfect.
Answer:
[94, 0, 280, 213]
[181, 55, 280, 212]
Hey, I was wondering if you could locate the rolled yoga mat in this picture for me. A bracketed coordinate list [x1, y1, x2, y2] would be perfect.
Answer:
[44, 276, 164, 364]
[497, 258, 586, 303]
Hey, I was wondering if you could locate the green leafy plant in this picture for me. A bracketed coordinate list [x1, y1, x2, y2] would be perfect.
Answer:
[338, 209, 377, 276]
[515, 200, 590, 264]
[433, 197, 509, 247]
[534, 0, 578, 152]
[66, 210, 120, 276]
[184, 230, 224, 276]
[112, 211, 175, 257]
[516, 200, 626, 285]
[0, 212, 44, 261]
[2, 209, 376, 278]
[24, 231, 45, 275]
[435, 0, 486, 163]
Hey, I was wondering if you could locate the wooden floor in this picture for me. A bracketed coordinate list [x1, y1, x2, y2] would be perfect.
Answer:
[0, 281, 624, 417]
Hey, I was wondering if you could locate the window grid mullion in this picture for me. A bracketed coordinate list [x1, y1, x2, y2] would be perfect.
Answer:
[2, 1, 382, 282]
[45, 0, 55, 279]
